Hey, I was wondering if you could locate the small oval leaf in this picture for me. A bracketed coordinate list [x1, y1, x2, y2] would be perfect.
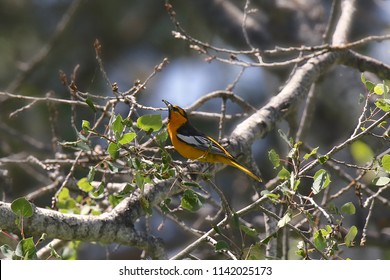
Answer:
[215, 240, 229, 252]
[345, 226, 358, 247]
[137, 114, 163, 132]
[268, 149, 280, 168]
[381, 154, 390, 172]
[77, 177, 94, 192]
[350, 141, 374, 164]
[118, 132, 136, 145]
[107, 142, 119, 159]
[181, 190, 202, 212]
[372, 176, 390, 186]
[312, 169, 331, 194]
[341, 202, 356, 215]
[11, 197, 33, 218]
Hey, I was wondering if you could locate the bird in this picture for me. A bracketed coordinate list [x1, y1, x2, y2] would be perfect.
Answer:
[162, 99, 262, 182]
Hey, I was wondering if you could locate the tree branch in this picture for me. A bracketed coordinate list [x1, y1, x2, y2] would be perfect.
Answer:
[0, 201, 166, 259]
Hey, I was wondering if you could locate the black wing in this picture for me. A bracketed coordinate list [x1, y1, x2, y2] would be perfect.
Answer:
[176, 122, 232, 158]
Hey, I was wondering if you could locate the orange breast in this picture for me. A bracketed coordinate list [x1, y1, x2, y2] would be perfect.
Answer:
[170, 133, 209, 160]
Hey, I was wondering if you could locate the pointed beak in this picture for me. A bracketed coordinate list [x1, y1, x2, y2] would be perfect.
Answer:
[162, 99, 172, 109]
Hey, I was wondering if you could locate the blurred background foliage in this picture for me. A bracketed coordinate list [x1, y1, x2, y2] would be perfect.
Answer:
[0, 0, 389, 259]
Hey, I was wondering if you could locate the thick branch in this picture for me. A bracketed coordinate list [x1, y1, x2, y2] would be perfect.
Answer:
[0, 201, 166, 259]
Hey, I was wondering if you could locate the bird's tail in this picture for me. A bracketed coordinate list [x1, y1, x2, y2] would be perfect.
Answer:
[221, 156, 262, 182]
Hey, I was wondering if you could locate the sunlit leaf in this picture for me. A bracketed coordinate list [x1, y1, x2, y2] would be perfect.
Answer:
[277, 167, 290, 180]
[372, 176, 390, 186]
[277, 210, 292, 228]
[118, 132, 136, 145]
[381, 154, 390, 172]
[137, 114, 163, 132]
[107, 142, 119, 159]
[312, 169, 331, 194]
[303, 147, 319, 160]
[77, 177, 93, 192]
[375, 99, 390, 112]
[345, 226, 358, 247]
[268, 149, 280, 168]
[81, 120, 91, 131]
[350, 141, 374, 164]
[112, 114, 124, 135]
[374, 83, 384, 95]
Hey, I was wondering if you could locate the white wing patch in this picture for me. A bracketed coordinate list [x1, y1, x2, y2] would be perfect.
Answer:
[176, 133, 229, 157]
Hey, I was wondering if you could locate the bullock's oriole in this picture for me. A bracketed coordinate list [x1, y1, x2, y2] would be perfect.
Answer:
[162, 100, 261, 182]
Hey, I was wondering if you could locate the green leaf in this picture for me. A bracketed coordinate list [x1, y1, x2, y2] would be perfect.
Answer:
[212, 225, 222, 235]
[260, 232, 277, 245]
[233, 212, 240, 228]
[90, 182, 105, 198]
[118, 132, 136, 145]
[262, 191, 280, 202]
[350, 140, 374, 164]
[327, 202, 340, 215]
[77, 177, 94, 192]
[318, 155, 329, 164]
[277, 167, 290, 180]
[344, 226, 358, 247]
[313, 229, 327, 251]
[58, 187, 70, 200]
[215, 240, 229, 252]
[361, 74, 376, 92]
[108, 194, 123, 207]
[244, 243, 264, 260]
[15, 237, 37, 260]
[303, 147, 319, 160]
[81, 120, 91, 131]
[107, 142, 119, 159]
[140, 196, 153, 215]
[240, 225, 258, 237]
[11, 197, 33, 218]
[381, 154, 390, 172]
[293, 178, 301, 191]
[181, 190, 203, 212]
[374, 83, 384, 95]
[112, 114, 124, 136]
[268, 149, 280, 168]
[137, 114, 163, 132]
[85, 97, 97, 112]
[295, 241, 306, 258]
[312, 169, 331, 194]
[0, 244, 15, 259]
[360, 72, 366, 84]
[278, 129, 293, 146]
[156, 130, 169, 145]
[277, 210, 292, 228]
[372, 176, 390, 186]
[341, 202, 356, 215]
[87, 167, 96, 182]
[374, 99, 390, 112]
